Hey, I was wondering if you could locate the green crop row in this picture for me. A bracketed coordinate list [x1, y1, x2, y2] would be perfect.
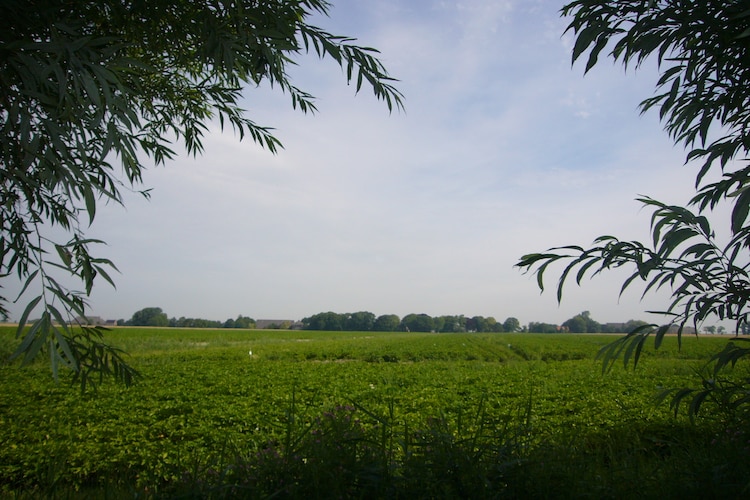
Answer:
[0, 327, 746, 497]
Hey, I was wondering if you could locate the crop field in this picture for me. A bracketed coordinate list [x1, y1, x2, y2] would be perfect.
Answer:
[0, 327, 748, 498]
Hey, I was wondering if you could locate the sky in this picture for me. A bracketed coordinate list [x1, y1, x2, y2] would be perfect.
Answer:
[6, 0, 726, 326]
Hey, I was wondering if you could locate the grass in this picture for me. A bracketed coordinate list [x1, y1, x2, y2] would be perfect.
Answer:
[0, 327, 747, 498]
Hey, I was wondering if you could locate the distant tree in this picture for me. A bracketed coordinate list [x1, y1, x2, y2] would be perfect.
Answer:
[223, 318, 236, 329]
[401, 314, 435, 333]
[234, 316, 255, 329]
[704, 326, 717, 335]
[563, 315, 577, 333]
[438, 315, 466, 333]
[623, 320, 649, 333]
[466, 315, 498, 333]
[503, 317, 521, 333]
[345, 311, 376, 331]
[528, 322, 559, 334]
[303, 312, 345, 331]
[562, 315, 587, 334]
[718, 326, 727, 335]
[484, 316, 502, 332]
[432, 316, 446, 333]
[130, 307, 169, 327]
[168, 316, 221, 328]
[372, 314, 400, 332]
[562, 311, 601, 334]
[465, 316, 483, 332]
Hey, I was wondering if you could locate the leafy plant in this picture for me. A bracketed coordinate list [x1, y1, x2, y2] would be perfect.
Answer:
[1, 328, 740, 496]
[517, 0, 750, 418]
[1, 0, 403, 386]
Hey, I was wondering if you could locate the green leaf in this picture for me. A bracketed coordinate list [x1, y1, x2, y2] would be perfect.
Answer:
[656, 65, 683, 87]
[53, 328, 77, 370]
[12, 318, 42, 361]
[23, 313, 51, 365]
[585, 35, 609, 73]
[687, 390, 710, 419]
[571, 26, 599, 65]
[55, 245, 72, 268]
[731, 189, 750, 234]
[16, 295, 42, 336]
[93, 265, 117, 288]
[653, 324, 671, 350]
[622, 333, 647, 369]
[575, 257, 600, 285]
[47, 304, 70, 334]
[659, 227, 698, 257]
[668, 388, 695, 417]
[14, 270, 40, 302]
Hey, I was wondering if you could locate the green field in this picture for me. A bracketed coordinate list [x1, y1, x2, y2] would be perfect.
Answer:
[0, 327, 747, 498]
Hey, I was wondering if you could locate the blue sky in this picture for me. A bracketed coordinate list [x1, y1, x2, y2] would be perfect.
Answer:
[8, 0, 716, 326]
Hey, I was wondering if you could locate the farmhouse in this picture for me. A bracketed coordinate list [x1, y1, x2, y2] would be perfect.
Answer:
[71, 316, 119, 326]
[255, 319, 298, 329]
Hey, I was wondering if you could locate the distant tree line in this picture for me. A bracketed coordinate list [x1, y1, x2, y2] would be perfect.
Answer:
[119, 307, 255, 329]
[118, 307, 660, 334]
[302, 311, 655, 334]
[301, 312, 523, 333]
[531, 311, 649, 334]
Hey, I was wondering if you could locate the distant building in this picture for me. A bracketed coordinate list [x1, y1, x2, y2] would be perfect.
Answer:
[255, 319, 295, 329]
[73, 316, 105, 326]
[668, 324, 697, 335]
[603, 322, 697, 335]
[72, 316, 118, 326]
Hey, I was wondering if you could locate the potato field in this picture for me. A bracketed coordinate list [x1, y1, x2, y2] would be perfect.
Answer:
[0, 327, 747, 498]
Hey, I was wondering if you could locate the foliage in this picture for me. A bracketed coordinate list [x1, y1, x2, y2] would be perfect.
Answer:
[563, 310, 601, 333]
[467, 315, 500, 332]
[303, 311, 509, 333]
[400, 313, 435, 333]
[227, 315, 256, 329]
[528, 316, 649, 334]
[170, 316, 222, 328]
[0, 0, 403, 384]
[122, 311, 255, 328]
[517, 0, 750, 417]
[303, 311, 346, 331]
[345, 311, 376, 332]
[373, 314, 401, 332]
[503, 317, 521, 333]
[528, 322, 560, 334]
[436, 314, 465, 333]
[128, 307, 168, 327]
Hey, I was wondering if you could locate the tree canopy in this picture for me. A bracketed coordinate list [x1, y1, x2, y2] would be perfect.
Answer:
[1, 0, 403, 388]
[502, 317, 521, 333]
[517, 0, 750, 416]
[129, 307, 169, 327]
